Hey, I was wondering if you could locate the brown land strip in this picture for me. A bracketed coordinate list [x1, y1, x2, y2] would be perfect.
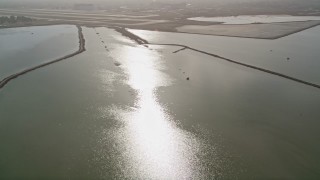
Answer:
[175, 21, 320, 40]
[173, 47, 188, 53]
[0, 25, 86, 89]
[112, 26, 148, 45]
[270, 21, 320, 39]
[1, 9, 319, 40]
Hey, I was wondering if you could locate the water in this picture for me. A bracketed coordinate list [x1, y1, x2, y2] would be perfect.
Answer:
[189, 15, 320, 25]
[0, 25, 320, 179]
[0, 25, 78, 79]
[130, 26, 320, 84]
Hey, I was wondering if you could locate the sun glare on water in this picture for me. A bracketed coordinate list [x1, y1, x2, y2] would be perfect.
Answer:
[107, 46, 207, 179]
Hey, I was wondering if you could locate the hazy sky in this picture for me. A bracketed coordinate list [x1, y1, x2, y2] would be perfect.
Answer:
[0, 0, 302, 2]
[0, 0, 317, 5]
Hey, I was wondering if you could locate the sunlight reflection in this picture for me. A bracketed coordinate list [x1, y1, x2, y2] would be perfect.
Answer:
[109, 46, 203, 179]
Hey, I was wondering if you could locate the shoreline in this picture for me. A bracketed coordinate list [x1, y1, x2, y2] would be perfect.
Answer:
[0, 25, 86, 89]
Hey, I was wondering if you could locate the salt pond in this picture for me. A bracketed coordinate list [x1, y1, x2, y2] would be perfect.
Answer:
[189, 15, 320, 24]
[0, 25, 320, 179]
[0, 25, 78, 79]
[130, 25, 320, 84]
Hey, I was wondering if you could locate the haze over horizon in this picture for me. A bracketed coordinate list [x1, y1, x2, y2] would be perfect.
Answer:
[1, 0, 319, 9]
[0, 0, 318, 3]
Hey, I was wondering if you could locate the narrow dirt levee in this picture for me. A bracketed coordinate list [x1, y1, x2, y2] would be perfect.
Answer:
[0, 25, 86, 90]
[112, 26, 149, 45]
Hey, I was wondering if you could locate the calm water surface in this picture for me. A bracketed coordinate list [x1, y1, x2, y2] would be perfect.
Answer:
[0, 25, 78, 79]
[131, 26, 320, 84]
[0, 25, 320, 179]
